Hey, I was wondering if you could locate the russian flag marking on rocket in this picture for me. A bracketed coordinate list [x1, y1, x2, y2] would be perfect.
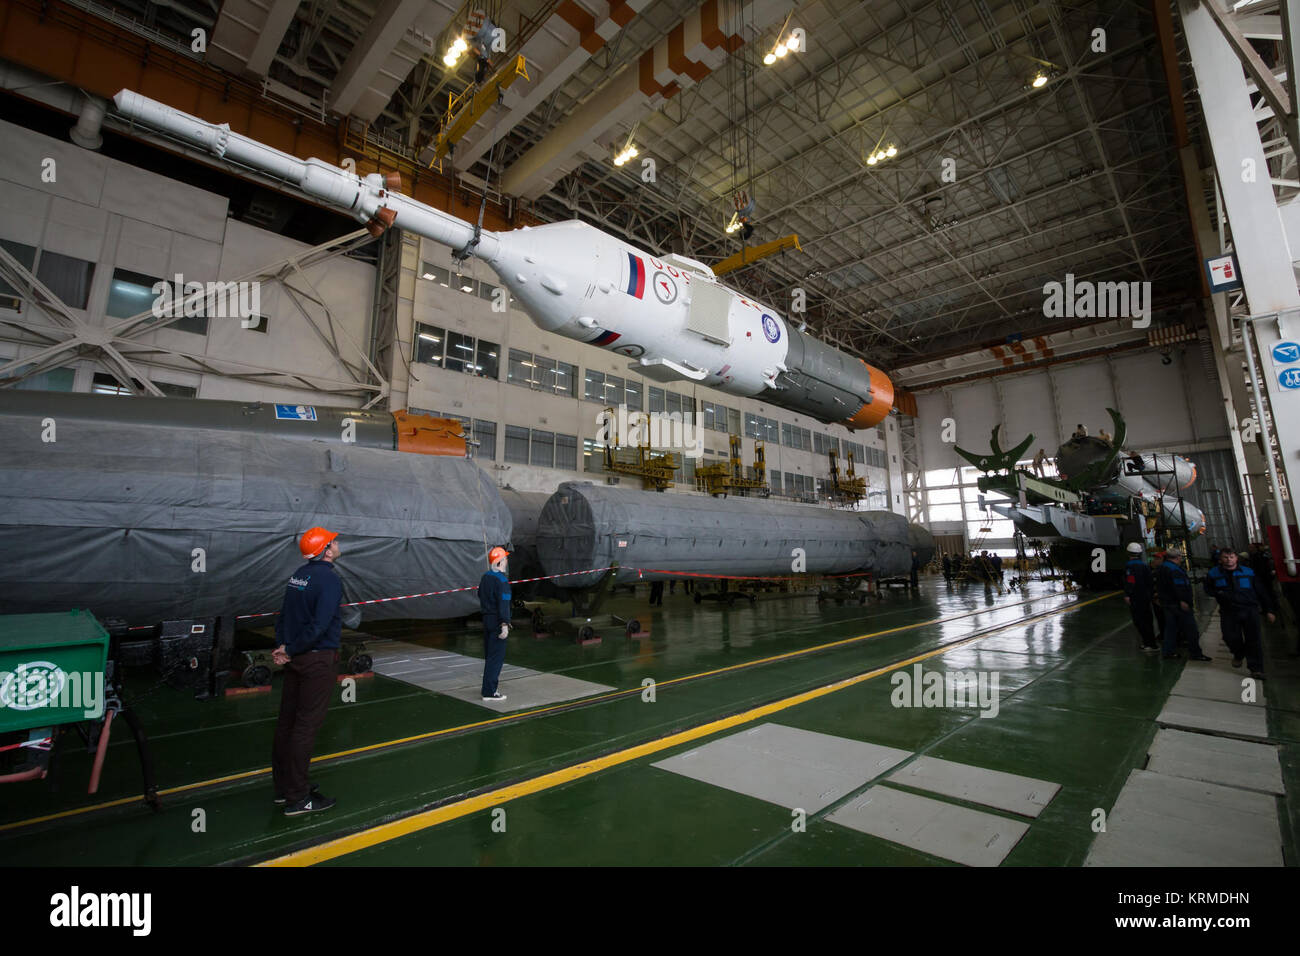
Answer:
[593, 329, 622, 346]
[625, 253, 646, 298]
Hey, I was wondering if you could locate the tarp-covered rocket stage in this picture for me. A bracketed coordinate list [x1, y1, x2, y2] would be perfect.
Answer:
[111, 90, 896, 431]
[0, 390, 510, 625]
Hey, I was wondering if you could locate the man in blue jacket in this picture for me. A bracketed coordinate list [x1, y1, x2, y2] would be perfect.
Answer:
[1156, 548, 1210, 661]
[479, 546, 513, 702]
[1122, 542, 1159, 651]
[1204, 547, 1276, 677]
[272, 526, 343, 816]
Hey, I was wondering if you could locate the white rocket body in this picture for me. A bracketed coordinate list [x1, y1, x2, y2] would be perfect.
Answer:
[112, 90, 895, 430]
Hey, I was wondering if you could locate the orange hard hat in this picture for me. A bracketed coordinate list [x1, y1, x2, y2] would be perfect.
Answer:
[488, 546, 510, 564]
[299, 527, 338, 558]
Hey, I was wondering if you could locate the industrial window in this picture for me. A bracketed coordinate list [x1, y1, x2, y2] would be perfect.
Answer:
[106, 268, 163, 320]
[11, 365, 74, 391]
[530, 429, 554, 468]
[443, 330, 476, 373]
[505, 425, 530, 464]
[38, 250, 95, 310]
[551, 360, 577, 397]
[555, 433, 577, 471]
[0, 239, 37, 310]
[703, 401, 729, 433]
[729, 408, 743, 437]
[420, 262, 451, 287]
[90, 372, 196, 397]
[476, 340, 500, 379]
[474, 420, 496, 461]
[781, 423, 793, 447]
[416, 323, 497, 378]
[814, 433, 839, 456]
[666, 391, 683, 419]
[625, 378, 643, 412]
[599, 374, 624, 406]
[584, 368, 605, 401]
[583, 438, 605, 473]
[418, 325, 448, 365]
[648, 387, 665, 413]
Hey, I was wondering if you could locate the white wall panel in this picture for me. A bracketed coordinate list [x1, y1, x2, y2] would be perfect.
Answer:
[101, 163, 227, 242]
[0, 182, 49, 246]
[44, 196, 109, 261]
[115, 217, 171, 276]
[1048, 361, 1117, 438]
[948, 379, 1000, 455]
[0, 120, 106, 206]
[1110, 351, 1194, 447]
[999, 371, 1060, 452]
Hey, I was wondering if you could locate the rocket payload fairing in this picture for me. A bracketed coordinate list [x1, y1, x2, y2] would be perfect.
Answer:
[111, 91, 895, 431]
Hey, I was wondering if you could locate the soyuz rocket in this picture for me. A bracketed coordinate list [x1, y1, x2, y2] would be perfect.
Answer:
[112, 91, 895, 431]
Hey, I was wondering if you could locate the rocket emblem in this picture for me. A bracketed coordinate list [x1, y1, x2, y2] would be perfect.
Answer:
[651, 272, 678, 305]
[761, 314, 780, 343]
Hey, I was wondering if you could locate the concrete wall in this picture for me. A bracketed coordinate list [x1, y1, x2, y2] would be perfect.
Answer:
[0, 119, 374, 407]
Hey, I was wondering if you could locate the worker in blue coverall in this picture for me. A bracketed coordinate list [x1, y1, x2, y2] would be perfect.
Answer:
[479, 546, 513, 701]
[1156, 548, 1210, 662]
[1204, 547, 1276, 678]
[272, 526, 343, 816]
[1122, 542, 1159, 652]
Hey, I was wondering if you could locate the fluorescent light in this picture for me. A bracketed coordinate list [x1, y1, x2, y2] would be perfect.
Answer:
[775, 42, 787, 57]
[461, 284, 473, 292]
[866, 154, 878, 166]
[763, 52, 776, 65]
[1032, 73, 1048, 88]
[418, 333, 441, 342]
[885, 144, 897, 157]
[421, 272, 434, 280]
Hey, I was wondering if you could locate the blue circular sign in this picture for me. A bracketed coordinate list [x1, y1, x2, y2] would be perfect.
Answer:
[1280, 368, 1300, 390]
[761, 313, 780, 343]
[1273, 341, 1300, 364]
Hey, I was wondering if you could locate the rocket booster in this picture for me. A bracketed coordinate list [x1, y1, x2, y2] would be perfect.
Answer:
[112, 91, 895, 430]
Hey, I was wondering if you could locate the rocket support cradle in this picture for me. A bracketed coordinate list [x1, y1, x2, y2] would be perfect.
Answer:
[111, 91, 895, 432]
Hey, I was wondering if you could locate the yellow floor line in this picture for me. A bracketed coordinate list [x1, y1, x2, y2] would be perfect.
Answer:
[259, 591, 1114, 867]
[0, 591, 1067, 834]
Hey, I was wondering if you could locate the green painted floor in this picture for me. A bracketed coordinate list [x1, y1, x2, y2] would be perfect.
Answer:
[3, 577, 1297, 866]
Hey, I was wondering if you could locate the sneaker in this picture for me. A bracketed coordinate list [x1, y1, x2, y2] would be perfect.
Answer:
[274, 783, 320, 806]
[283, 793, 336, 817]
[1231, 657, 1243, 668]
[482, 692, 508, 702]
[1189, 654, 1212, 662]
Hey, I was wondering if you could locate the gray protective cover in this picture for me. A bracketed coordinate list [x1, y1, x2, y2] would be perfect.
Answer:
[499, 488, 552, 578]
[0, 414, 510, 624]
[537, 481, 931, 586]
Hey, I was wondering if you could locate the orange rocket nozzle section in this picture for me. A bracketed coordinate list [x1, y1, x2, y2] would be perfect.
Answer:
[392, 410, 469, 456]
[842, 362, 895, 430]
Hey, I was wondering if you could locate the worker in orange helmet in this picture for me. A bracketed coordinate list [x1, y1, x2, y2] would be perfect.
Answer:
[478, 545, 513, 702]
[271, 526, 343, 816]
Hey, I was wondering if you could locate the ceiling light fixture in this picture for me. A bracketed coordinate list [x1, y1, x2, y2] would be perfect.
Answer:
[1032, 72, 1048, 88]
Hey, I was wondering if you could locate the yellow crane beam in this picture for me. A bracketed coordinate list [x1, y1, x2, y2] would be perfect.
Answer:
[429, 55, 530, 169]
[711, 234, 802, 277]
